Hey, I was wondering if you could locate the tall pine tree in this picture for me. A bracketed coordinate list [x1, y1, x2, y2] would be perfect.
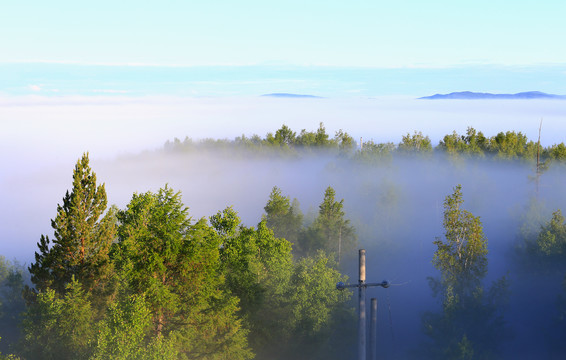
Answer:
[29, 153, 116, 296]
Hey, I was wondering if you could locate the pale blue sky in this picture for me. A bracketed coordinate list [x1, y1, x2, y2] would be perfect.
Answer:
[1, 0, 565, 67]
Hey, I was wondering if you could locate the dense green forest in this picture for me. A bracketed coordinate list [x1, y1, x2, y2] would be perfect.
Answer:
[2, 123, 566, 359]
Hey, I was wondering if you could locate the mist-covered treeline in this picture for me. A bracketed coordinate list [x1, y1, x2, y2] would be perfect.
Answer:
[165, 123, 566, 164]
[3, 123, 566, 359]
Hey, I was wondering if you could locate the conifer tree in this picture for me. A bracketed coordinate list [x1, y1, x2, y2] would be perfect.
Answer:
[29, 153, 116, 296]
[264, 186, 303, 245]
[116, 186, 252, 359]
[300, 187, 356, 262]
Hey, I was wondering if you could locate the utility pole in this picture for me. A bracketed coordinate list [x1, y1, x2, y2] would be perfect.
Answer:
[359, 249, 366, 359]
[370, 298, 377, 360]
[337, 249, 389, 360]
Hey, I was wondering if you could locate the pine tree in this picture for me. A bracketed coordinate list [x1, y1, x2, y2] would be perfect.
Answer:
[300, 187, 356, 262]
[264, 186, 303, 245]
[116, 186, 252, 359]
[29, 153, 116, 296]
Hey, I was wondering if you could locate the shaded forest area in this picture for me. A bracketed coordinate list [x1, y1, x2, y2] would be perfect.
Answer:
[2, 123, 566, 359]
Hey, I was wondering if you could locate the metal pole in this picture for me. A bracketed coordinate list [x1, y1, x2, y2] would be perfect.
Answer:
[370, 298, 377, 360]
[359, 249, 366, 360]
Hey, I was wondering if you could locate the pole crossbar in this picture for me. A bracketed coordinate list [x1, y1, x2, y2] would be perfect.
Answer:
[336, 281, 390, 290]
[336, 249, 389, 360]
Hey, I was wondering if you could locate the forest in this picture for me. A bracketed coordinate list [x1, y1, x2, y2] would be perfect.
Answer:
[2, 123, 566, 359]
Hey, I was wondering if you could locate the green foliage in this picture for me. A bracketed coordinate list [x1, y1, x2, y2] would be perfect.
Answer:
[20, 279, 96, 360]
[544, 143, 566, 161]
[354, 140, 395, 164]
[536, 210, 566, 256]
[491, 131, 537, 160]
[11, 152, 359, 359]
[263, 186, 303, 246]
[0, 338, 21, 360]
[212, 207, 270, 314]
[422, 185, 509, 359]
[520, 208, 566, 355]
[211, 207, 295, 340]
[295, 123, 335, 148]
[521, 208, 566, 270]
[286, 252, 350, 336]
[116, 186, 252, 359]
[250, 250, 353, 360]
[279, 252, 353, 360]
[0, 258, 25, 352]
[399, 131, 433, 154]
[162, 124, 566, 173]
[29, 153, 116, 298]
[266, 124, 296, 148]
[437, 127, 488, 157]
[299, 187, 357, 262]
[211, 205, 353, 360]
[432, 185, 487, 299]
[92, 294, 180, 360]
[334, 129, 355, 153]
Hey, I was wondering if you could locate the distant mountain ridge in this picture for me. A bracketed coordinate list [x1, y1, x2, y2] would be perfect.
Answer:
[262, 93, 322, 98]
[420, 91, 566, 100]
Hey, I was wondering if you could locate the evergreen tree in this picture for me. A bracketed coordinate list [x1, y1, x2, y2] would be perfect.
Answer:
[300, 187, 356, 262]
[266, 125, 297, 148]
[263, 186, 303, 246]
[28, 153, 116, 299]
[334, 129, 355, 153]
[116, 186, 252, 360]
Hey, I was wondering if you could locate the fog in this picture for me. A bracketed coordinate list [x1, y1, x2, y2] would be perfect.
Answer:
[2, 95, 566, 358]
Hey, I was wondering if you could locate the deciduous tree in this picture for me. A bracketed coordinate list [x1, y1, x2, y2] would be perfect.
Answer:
[421, 185, 509, 359]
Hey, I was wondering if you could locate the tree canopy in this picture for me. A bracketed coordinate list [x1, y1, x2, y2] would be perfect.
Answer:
[422, 185, 509, 359]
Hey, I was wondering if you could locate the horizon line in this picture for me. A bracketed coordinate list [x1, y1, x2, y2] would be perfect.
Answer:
[1, 60, 565, 70]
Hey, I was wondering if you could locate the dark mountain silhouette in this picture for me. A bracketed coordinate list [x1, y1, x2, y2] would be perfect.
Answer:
[420, 91, 566, 100]
[262, 93, 322, 98]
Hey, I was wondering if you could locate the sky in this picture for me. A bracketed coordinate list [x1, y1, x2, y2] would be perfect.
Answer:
[2, 0, 566, 68]
[1, 1, 565, 97]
